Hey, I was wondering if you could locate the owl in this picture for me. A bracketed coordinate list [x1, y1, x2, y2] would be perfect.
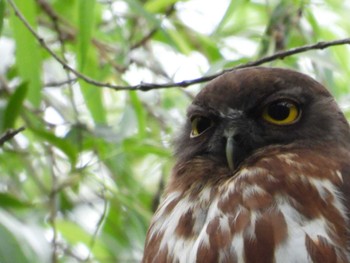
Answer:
[142, 67, 350, 263]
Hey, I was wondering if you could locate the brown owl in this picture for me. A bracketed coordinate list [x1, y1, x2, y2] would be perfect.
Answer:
[142, 67, 350, 263]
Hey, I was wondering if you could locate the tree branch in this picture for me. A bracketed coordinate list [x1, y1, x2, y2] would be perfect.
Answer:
[0, 127, 25, 147]
[8, 0, 350, 92]
[44, 78, 78, 88]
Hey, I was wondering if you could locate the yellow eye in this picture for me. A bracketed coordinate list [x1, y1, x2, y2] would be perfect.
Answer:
[190, 117, 213, 138]
[262, 100, 301, 125]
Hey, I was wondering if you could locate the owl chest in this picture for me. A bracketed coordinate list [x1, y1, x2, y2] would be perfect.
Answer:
[148, 180, 348, 263]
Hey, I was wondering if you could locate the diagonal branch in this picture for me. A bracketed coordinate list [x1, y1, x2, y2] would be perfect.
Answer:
[0, 127, 26, 147]
[8, 0, 350, 92]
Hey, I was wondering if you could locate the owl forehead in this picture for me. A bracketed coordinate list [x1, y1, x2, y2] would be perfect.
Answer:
[191, 67, 330, 114]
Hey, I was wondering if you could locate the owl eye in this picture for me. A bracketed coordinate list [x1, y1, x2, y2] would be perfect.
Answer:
[190, 116, 213, 138]
[262, 100, 301, 125]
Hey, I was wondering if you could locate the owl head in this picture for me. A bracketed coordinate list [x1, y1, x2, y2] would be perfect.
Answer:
[175, 67, 350, 171]
[143, 67, 350, 263]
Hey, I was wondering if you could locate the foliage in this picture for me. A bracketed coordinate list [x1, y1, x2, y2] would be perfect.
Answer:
[0, 0, 349, 262]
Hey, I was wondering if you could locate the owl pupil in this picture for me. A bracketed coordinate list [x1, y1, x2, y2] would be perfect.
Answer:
[197, 117, 212, 133]
[268, 103, 290, 120]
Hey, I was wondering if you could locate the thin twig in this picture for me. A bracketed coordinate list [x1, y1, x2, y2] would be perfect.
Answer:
[8, 0, 350, 91]
[44, 78, 78, 87]
[0, 127, 25, 146]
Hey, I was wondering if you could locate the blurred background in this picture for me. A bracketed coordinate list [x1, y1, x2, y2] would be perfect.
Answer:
[0, 0, 349, 262]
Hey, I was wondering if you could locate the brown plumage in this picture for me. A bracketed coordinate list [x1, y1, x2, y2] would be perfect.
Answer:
[142, 67, 350, 263]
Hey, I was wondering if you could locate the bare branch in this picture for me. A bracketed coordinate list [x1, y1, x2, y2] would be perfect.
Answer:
[44, 78, 78, 88]
[0, 127, 25, 147]
[8, 0, 350, 92]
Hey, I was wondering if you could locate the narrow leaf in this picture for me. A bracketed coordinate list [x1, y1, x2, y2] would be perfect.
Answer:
[56, 220, 110, 259]
[145, 0, 183, 13]
[0, 224, 30, 263]
[31, 128, 77, 165]
[129, 91, 146, 137]
[167, 29, 192, 54]
[0, 0, 5, 35]
[78, 62, 107, 124]
[9, 0, 41, 106]
[77, 0, 106, 124]
[125, 0, 160, 26]
[3, 82, 28, 130]
[77, 0, 96, 70]
[0, 193, 32, 209]
[0, 210, 50, 263]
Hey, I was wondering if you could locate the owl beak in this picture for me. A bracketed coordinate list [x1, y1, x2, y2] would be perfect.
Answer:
[224, 111, 248, 172]
[226, 135, 236, 171]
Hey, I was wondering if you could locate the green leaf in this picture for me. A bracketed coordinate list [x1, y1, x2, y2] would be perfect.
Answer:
[129, 91, 146, 137]
[77, 0, 106, 124]
[177, 25, 222, 61]
[167, 29, 192, 55]
[0, 193, 32, 209]
[56, 220, 92, 244]
[125, 0, 160, 26]
[64, 123, 93, 150]
[78, 66, 107, 124]
[214, 0, 244, 34]
[9, 0, 41, 107]
[53, 0, 78, 25]
[144, 0, 185, 13]
[2, 82, 28, 130]
[56, 220, 110, 259]
[0, 210, 50, 263]
[77, 0, 96, 70]
[31, 128, 78, 165]
[0, 224, 30, 263]
[123, 139, 170, 157]
[0, 0, 5, 35]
